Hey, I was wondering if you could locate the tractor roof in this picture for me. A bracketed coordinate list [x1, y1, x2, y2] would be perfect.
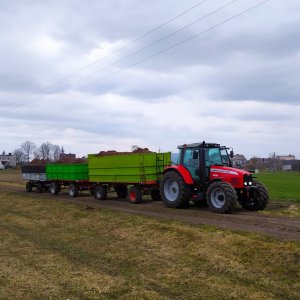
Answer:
[177, 142, 220, 149]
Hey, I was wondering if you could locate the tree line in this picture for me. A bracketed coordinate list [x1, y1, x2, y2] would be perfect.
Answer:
[13, 141, 62, 164]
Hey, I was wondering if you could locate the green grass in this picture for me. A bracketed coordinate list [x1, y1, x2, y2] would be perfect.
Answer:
[0, 190, 300, 299]
[255, 172, 300, 202]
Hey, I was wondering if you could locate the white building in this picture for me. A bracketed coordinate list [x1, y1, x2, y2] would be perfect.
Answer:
[0, 153, 17, 167]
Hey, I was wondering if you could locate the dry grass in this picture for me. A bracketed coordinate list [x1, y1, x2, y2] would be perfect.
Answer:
[0, 190, 299, 299]
[0, 167, 24, 186]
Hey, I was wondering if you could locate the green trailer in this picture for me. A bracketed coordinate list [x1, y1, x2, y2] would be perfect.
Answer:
[46, 164, 89, 181]
[88, 152, 171, 203]
[45, 163, 90, 197]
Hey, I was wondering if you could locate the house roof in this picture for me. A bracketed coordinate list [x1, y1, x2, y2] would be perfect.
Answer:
[232, 154, 246, 161]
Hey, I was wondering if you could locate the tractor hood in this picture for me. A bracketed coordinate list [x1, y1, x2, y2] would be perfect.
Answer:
[209, 165, 252, 188]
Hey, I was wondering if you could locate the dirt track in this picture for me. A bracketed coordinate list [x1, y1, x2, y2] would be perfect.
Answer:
[2, 185, 300, 241]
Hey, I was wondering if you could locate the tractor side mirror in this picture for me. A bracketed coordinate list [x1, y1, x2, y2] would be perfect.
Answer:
[230, 150, 234, 158]
[193, 150, 198, 159]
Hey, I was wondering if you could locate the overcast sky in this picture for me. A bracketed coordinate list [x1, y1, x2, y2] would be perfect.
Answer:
[1, 0, 299, 159]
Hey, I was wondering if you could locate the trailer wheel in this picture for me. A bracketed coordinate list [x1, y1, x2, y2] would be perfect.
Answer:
[150, 189, 161, 201]
[90, 187, 95, 196]
[207, 181, 237, 214]
[128, 186, 142, 204]
[160, 171, 190, 208]
[69, 183, 79, 198]
[26, 182, 33, 192]
[36, 182, 43, 193]
[50, 182, 60, 195]
[115, 185, 128, 198]
[94, 185, 107, 200]
[238, 182, 269, 211]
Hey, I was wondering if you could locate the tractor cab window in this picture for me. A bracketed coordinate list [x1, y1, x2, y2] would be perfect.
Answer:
[182, 148, 199, 181]
[205, 148, 223, 167]
[220, 148, 230, 166]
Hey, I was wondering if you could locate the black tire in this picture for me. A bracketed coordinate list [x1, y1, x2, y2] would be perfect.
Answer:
[207, 181, 237, 214]
[69, 183, 79, 198]
[160, 171, 190, 208]
[36, 182, 43, 193]
[150, 189, 161, 201]
[128, 186, 142, 204]
[90, 187, 95, 196]
[115, 185, 128, 198]
[50, 182, 60, 195]
[94, 185, 107, 200]
[26, 182, 33, 192]
[238, 182, 269, 211]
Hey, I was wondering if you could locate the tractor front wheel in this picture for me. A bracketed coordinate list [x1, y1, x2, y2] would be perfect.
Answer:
[239, 182, 269, 211]
[160, 171, 190, 208]
[207, 181, 237, 214]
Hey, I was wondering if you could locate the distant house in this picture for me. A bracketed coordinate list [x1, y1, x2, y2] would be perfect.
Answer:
[232, 154, 246, 168]
[0, 153, 16, 167]
[282, 160, 300, 171]
[277, 154, 295, 161]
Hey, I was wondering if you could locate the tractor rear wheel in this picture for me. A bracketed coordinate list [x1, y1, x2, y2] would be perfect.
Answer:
[128, 186, 142, 204]
[94, 185, 107, 200]
[207, 181, 237, 213]
[239, 182, 269, 211]
[160, 171, 190, 208]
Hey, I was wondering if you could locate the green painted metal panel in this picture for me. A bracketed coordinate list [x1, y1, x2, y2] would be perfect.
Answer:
[88, 152, 171, 184]
[46, 164, 89, 181]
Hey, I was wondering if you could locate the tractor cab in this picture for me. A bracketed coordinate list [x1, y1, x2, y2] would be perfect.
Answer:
[177, 142, 233, 184]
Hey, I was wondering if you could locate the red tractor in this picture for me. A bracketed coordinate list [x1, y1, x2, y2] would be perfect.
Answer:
[160, 142, 269, 213]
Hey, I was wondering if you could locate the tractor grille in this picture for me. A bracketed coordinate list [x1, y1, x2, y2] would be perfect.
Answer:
[243, 174, 253, 186]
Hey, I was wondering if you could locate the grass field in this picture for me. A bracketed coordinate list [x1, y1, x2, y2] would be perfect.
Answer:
[0, 190, 299, 299]
[255, 172, 300, 202]
[0, 168, 300, 299]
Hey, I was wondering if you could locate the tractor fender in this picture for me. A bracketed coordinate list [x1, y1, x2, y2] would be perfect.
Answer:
[163, 165, 194, 185]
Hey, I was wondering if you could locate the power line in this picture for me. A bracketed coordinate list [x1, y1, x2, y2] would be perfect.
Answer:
[13, 0, 241, 106]
[58, 0, 240, 91]
[6, 0, 210, 108]
[59, 0, 272, 96]
[9, 0, 270, 113]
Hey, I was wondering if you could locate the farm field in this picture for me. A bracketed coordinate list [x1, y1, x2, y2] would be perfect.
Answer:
[0, 168, 300, 299]
[256, 171, 300, 202]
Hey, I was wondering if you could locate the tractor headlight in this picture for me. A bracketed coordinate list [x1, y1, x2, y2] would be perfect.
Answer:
[249, 181, 252, 186]
[244, 182, 248, 186]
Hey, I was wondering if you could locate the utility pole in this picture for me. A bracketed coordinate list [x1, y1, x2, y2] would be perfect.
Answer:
[273, 152, 276, 174]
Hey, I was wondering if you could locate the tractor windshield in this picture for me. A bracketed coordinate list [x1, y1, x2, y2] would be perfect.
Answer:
[205, 147, 223, 167]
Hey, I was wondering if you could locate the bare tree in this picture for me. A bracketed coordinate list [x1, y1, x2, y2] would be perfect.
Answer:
[37, 142, 61, 161]
[131, 145, 139, 152]
[38, 142, 53, 160]
[52, 145, 61, 162]
[13, 148, 25, 165]
[21, 141, 36, 163]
